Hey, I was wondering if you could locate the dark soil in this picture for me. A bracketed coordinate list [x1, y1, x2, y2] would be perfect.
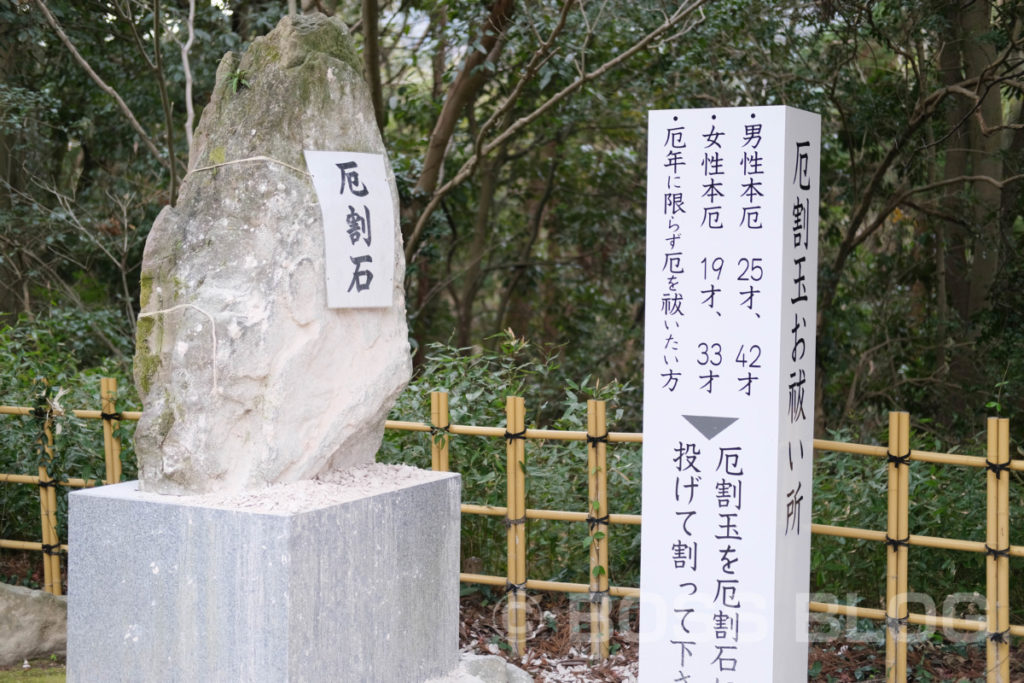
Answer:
[458, 590, 1023, 682]
[2, 550, 1020, 680]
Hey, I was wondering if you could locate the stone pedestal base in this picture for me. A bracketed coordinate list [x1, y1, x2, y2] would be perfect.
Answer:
[67, 471, 460, 682]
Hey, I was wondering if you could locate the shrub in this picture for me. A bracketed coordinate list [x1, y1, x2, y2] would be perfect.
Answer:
[812, 425, 1023, 624]
[379, 333, 641, 588]
[0, 308, 138, 545]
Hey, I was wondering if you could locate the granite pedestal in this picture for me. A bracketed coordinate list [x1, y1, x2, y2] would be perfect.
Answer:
[67, 471, 460, 682]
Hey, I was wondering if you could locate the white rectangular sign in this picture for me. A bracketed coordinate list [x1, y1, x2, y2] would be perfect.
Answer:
[304, 150, 396, 308]
[640, 106, 821, 681]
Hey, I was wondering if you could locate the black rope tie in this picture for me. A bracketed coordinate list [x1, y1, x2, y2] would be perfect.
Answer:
[37, 478, 58, 489]
[885, 535, 910, 551]
[886, 450, 911, 467]
[101, 412, 122, 421]
[985, 544, 1010, 559]
[885, 614, 909, 635]
[504, 429, 527, 443]
[504, 581, 526, 595]
[504, 516, 526, 529]
[985, 459, 1010, 479]
[587, 514, 610, 532]
[988, 629, 1010, 644]
[588, 589, 609, 604]
[586, 433, 609, 448]
[41, 543, 61, 556]
[429, 424, 450, 438]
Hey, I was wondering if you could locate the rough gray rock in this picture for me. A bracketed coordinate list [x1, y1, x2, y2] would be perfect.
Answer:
[0, 583, 67, 666]
[133, 14, 410, 494]
[425, 653, 533, 683]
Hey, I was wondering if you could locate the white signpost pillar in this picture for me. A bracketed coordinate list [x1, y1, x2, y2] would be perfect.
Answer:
[640, 106, 821, 681]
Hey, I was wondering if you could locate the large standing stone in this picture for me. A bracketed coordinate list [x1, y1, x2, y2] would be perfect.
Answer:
[133, 14, 410, 494]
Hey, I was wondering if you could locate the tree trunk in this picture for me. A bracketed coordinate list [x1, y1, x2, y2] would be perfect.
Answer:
[939, 0, 1005, 412]
[455, 155, 502, 348]
[412, 0, 514, 200]
[961, 0, 1002, 319]
[0, 21, 26, 320]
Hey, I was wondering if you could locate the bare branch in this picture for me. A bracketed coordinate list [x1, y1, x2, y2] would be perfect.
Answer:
[474, 1, 575, 152]
[406, 0, 708, 260]
[899, 172, 1024, 197]
[112, 0, 157, 71]
[33, 0, 172, 173]
[362, 0, 387, 134]
[151, 0, 179, 203]
[413, 0, 517, 198]
[181, 0, 197, 156]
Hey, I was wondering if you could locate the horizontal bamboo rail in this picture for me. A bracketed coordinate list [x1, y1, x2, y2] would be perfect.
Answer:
[460, 503, 641, 526]
[808, 601, 987, 633]
[0, 406, 143, 421]
[383, 419, 643, 444]
[457, 571, 642, 599]
[812, 522, 1024, 557]
[0, 473, 99, 488]
[0, 539, 69, 552]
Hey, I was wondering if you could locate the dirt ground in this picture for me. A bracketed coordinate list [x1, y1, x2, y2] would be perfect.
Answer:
[2, 550, 1020, 681]
[457, 591, 1023, 682]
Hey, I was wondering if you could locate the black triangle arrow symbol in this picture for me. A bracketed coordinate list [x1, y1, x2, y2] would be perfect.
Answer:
[683, 415, 739, 440]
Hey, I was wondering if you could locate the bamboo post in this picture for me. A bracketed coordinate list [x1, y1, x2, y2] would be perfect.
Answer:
[505, 396, 527, 655]
[985, 417, 998, 682]
[430, 391, 450, 472]
[514, 401, 527, 654]
[985, 417, 1011, 682]
[884, 411, 908, 682]
[586, 399, 610, 659]
[36, 408, 62, 596]
[100, 377, 122, 484]
[895, 412, 910, 680]
[996, 418, 1010, 683]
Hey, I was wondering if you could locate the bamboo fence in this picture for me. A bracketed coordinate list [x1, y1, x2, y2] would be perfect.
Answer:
[0, 380, 1020, 682]
[394, 394, 1021, 681]
[0, 378, 140, 596]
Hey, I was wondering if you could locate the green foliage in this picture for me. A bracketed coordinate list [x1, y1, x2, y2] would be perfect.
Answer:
[0, 0, 1020, 633]
[812, 425, 1024, 624]
[226, 69, 250, 94]
[379, 333, 641, 586]
[0, 308, 138, 545]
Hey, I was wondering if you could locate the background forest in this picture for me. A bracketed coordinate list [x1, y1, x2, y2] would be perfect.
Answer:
[1, 0, 1023, 612]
